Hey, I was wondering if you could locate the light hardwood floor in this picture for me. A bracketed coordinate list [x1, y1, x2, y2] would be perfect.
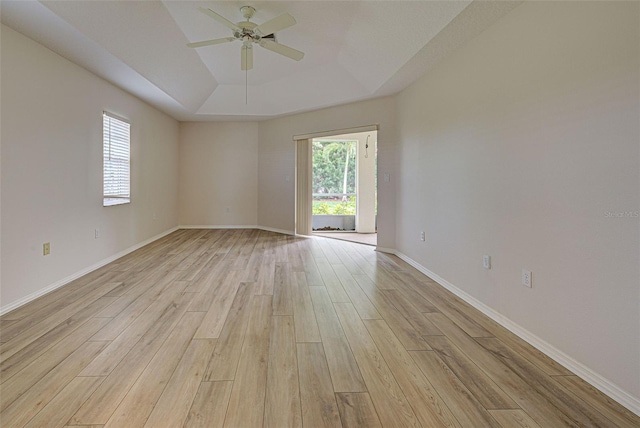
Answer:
[1, 229, 638, 427]
[312, 232, 377, 246]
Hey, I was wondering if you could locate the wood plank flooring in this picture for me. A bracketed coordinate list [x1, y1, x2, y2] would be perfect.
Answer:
[1, 229, 638, 427]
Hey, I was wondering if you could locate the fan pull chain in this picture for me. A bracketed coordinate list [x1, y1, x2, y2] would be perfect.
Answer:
[245, 48, 248, 105]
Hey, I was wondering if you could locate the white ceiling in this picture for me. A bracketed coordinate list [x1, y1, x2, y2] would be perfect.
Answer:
[1, 1, 521, 121]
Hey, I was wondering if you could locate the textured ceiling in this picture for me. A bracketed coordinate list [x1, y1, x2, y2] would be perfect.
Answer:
[1, 1, 521, 121]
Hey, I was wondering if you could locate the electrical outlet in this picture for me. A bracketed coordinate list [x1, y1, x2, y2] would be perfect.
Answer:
[153, 212, 157, 220]
[420, 231, 425, 241]
[483, 255, 491, 269]
[384, 173, 391, 183]
[95, 229, 100, 239]
[43, 242, 50, 256]
[226, 207, 231, 213]
[522, 269, 532, 288]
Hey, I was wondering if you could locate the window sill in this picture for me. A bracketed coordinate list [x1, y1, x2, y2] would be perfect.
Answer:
[103, 198, 130, 207]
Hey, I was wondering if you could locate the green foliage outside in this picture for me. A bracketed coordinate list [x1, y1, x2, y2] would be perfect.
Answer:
[312, 141, 356, 194]
[312, 196, 356, 215]
[312, 140, 362, 215]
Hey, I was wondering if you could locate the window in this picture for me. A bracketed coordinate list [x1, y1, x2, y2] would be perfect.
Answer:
[103, 112, 130, 206]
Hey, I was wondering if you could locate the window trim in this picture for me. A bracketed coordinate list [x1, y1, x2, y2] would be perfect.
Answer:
[102, 111, 131, 207]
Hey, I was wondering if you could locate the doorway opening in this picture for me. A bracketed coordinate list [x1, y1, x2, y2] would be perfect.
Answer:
[311, 130, 377, 246]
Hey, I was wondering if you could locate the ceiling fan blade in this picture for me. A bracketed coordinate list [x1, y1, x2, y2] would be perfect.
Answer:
[241, 45, 254, 71]
[259, 40, 304, 61]
[187, 37, 235, 48]
[198, 7, 240, 32]
[254, 13, 296, 36]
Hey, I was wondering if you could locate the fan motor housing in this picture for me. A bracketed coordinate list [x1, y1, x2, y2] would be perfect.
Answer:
[235, 22, 261, 42]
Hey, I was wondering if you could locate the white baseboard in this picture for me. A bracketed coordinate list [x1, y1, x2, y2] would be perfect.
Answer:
[179, 224, 258, 230]
[391, 249, 640, 417]
[179, 225, 295, 235]
[179, 224, 295, 236]
[375, 246, 396, 254]
[0, 226, 180, 316]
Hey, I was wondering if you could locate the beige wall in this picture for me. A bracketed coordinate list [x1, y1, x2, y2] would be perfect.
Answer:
[1, 25, 180, 309]
[258, 97, 396, 247]
[178, 122, 258, 227]
[396, 1, 639, 397]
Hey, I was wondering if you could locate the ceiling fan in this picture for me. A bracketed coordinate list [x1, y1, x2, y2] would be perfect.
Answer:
[187, 5, 304, 71]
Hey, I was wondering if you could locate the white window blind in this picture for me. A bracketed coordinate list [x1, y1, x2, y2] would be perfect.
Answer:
[103, 112, 130, 206]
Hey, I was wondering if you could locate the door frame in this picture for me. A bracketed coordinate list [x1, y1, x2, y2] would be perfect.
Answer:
[293, 125, 378, 236]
